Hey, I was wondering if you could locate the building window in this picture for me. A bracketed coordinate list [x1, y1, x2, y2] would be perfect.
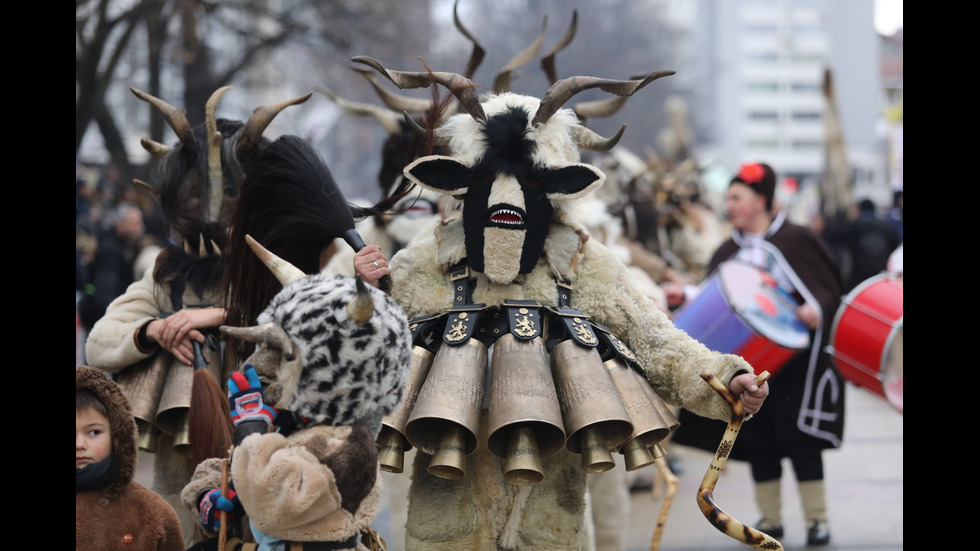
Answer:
[748, 111, 779, 122]
[791, 111, 822, 121]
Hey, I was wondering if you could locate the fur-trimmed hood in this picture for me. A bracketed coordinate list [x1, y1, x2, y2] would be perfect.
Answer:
[76, 365, 139, 497]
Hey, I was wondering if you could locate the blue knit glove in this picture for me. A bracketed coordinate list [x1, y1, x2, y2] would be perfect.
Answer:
[198, 487, 243, 533]
[228, 365, 277, 444]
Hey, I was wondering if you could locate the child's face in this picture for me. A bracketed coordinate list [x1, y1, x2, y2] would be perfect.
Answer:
[76, 407, 112, 469]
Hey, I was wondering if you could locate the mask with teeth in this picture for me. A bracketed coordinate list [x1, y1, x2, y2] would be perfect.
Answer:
[403, 105, 604, 284]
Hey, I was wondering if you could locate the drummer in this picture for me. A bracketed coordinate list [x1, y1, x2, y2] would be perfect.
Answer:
[665, 162, 844, 547]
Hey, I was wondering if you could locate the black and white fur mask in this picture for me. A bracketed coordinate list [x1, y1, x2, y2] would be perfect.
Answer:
[221, 238, 412, 435]
[403, 94, 605, 284]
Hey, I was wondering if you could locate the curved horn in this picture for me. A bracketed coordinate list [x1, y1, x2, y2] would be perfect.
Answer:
[236, 92, 313, 161]
[571, 124, 627, 152]
[317, 84, 404, 136]
[130, 87, 197, 153]
[245, 234, 306, 287]
[573, 97, 628, 124]
[540, 10, 578, 85]
[697, 371, 783, 550]
[404, 112, 449, 147]
[347, 275, 375, 327]
[352, 68, 435, 115]
[132, 178, 160, 201]
[492, 16, 548, 93]
[453, 0, 485, 79]
[531, 70, 675, 127]
[352, 56, 486, 122]
[139, 137, 171, 158]
[219, 322, 296, 362]
[205, 86, 232, 223]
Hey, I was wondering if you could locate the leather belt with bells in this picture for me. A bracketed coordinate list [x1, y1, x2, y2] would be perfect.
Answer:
[443, 265, 486, 345]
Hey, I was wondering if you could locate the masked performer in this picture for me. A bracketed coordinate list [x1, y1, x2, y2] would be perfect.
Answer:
[351, 56, 770, 550]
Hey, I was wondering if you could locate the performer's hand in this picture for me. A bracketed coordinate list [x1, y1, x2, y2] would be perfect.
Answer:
[796, 303, 820, 330]
[228, 366, 277, 427]
[353, 245, 390, 289]
[729, 372, 769, 415]
[199, 487, 243, 533]
[661, 281, 687, 309]
[146, 307, 226, 365]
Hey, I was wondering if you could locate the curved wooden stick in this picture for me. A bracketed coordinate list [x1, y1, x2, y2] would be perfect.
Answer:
[697, 371, 783, 550]
[649, 443, 677, 551]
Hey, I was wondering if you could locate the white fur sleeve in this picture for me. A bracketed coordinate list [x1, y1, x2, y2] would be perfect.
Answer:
[84, 269, 168, 372]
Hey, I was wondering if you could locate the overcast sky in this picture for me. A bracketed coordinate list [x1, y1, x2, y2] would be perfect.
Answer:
[875, 0, 903, 34]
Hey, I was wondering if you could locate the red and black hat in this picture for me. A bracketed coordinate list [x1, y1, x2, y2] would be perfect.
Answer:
[731, 162, 776, 211]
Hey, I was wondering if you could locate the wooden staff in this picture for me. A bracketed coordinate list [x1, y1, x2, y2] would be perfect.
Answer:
[649, 443, 677, 551]
[218, 456, 230, 551]
[696, 371, 782, 550]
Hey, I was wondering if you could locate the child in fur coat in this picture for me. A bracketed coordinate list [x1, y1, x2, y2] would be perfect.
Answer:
[76, 365, 184, 551]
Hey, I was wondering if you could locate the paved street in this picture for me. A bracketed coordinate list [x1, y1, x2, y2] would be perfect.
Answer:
[137, 381, 901, 551]
[623, 383, 903, 551]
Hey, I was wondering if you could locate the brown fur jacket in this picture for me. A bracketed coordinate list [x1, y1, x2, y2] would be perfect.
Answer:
[76, 366, 184, 551]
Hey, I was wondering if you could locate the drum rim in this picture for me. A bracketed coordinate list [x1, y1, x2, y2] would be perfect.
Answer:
[717, 260, 810, 350]
[827, 273, 903, 407]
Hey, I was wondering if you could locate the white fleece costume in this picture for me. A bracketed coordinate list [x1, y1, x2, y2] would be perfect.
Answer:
[348, 59, 757, 549]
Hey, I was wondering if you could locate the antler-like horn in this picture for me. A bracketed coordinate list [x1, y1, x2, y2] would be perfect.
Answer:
[132, 178, 160, 201]
[139, 137, 172, 158]
[130, 87, 197, 154]
[540, 10, 578, 85]
[453, 0, 485, 79]
[219, 322, 296, 362]
[352, 68, 435, 116]
[352, 56, 486, 123]
[404, 112, 450, 147]
[492, 16, 548, 93]
[235, 92, 313, 161]
[205, 86, 232, 223]
[571, 124, 627, 152]
[531, 70, 675, 127]
[317, 84, 404, 136]
[347, 275, 375, 327]
[697, 371, 782, 550]
[244, 234, 306, 287]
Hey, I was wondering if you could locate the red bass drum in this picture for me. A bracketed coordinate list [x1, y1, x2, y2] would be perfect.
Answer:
[827, 274, 903, 413]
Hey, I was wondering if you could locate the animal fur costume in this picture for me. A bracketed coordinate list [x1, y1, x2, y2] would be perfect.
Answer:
[358, 61, 761, 549]
[76, 366, 184, 551]
[183, 238, 412, 551]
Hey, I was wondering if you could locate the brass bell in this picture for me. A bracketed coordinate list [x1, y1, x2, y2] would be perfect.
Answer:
[550, 339, 633, 473]
[405, 338, 488, 479]
[136, 421, 161, 454]
[116, 354, 169, 441]
[605, 359, 672, 471]
[378, 345, 435, 473]
[501, 426, 545, 485]
[487, 333, 566, 485]
[427, 425, 469, 480]
[171, 409, 191, 455]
